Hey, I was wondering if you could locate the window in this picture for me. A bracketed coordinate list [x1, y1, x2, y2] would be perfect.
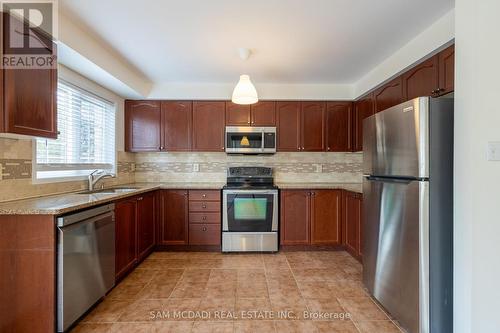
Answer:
[35, 80, 116, 180]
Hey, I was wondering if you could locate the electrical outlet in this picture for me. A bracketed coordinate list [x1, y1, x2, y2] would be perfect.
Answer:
[193, 163, 200, 172]
[130, 163, 136, 172]
[487, 142, 500, 161]
[315, 164, 322, 173]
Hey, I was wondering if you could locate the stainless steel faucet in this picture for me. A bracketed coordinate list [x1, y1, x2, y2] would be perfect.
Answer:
[88, 170, 116, 191]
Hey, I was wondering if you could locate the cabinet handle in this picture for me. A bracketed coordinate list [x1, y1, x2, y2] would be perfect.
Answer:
[202, 216, 207, 220]
[183, 193, 188, 196]
[247, 121, 251, 124]
[137, 197, 143, 201]
[202, 227, 207, 231]
[202, 194, 206, 198]
[297, 147, 300, 151]
[202, 204, 207, 208]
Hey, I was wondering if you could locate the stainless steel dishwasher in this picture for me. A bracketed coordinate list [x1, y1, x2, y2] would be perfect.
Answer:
[57, 204, 115, 332]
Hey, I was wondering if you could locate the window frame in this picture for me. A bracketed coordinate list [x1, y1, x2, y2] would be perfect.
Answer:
[32, 78, 117, 184]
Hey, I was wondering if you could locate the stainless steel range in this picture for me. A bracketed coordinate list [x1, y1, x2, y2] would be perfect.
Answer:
[222, 167, 278, 252]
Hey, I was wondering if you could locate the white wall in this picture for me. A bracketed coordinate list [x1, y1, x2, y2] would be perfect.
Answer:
[58, 65, 126, 152]
[454, 1, 500, 332]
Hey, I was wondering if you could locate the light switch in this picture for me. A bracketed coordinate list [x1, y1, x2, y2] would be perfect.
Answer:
[193, 163, 200, 172]
[487, 142, 500, 161]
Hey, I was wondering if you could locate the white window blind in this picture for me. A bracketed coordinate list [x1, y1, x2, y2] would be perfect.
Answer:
[35, 80, 116, 180]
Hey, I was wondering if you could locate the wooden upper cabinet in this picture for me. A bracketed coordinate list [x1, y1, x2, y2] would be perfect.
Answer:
[160, 190, 189, 245]
[280, 190, 310, 245]
[326, 102, 352, 152]
[192, 101, 225, 152]
[137, 192, 156, 260]
[373, 77, 403, 113]
[251, 101, 276, 126]
[162, 101, 192, 151]
[0, 13, 58, 139]
[115, 198, 137, 279]
[353, 94, 374, 152]
[226, 102, 251, 126]
[402, 55, 439, 100]
[276, 101, 301, 152]
[125, 100, 161, 152]
[310, 190, 342, 245]
[438, 44, 455, 96]
[301, 102, 325, 151]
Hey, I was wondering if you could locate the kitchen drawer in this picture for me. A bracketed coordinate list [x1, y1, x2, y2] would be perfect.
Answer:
[189, 190, 220, 202]
[189, 201, 220, 212]
[189, 212, 221, 224]
[189, 224, 221, 245]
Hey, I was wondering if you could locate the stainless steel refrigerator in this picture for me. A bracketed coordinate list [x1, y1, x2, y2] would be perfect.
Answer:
[362, 97, 453, 333]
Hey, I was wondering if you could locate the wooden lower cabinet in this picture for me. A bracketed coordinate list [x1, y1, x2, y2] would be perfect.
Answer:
[115, 197, 138, 280]
[137, 191, 156, 261]
[189, 224, 221, 245]
[280, 189, 342, 246]
[310, 190, 342, 245]
[342, 191, 363, 261]
[160, 190, 189, 245]
[188, 190, 221, 246]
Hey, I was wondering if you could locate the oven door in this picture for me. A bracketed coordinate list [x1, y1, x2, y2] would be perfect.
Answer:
[225, 126, 264, 153]
[223, 189, 278, 232]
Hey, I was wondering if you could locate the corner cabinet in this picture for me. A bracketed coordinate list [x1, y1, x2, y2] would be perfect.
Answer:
[353, 94, 374, 152]
[280, 189, 342, 246]
[342, 191, 363, 262]
[125, 100, 162, 152]
[373, 76, 403, 113]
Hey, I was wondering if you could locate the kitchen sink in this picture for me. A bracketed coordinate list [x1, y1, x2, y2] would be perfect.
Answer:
[78, 187, 139, 195]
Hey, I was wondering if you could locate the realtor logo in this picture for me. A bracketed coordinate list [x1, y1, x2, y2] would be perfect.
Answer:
[1, 0, 57, 69]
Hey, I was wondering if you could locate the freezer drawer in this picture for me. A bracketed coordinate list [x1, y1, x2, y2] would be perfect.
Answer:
[363, 177, 429, 333]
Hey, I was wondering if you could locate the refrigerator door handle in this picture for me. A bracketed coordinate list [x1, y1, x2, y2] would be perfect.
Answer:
[365, 175, 418, 184]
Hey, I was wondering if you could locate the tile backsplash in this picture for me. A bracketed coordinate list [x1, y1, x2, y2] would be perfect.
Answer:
[0, 136, 362, 203]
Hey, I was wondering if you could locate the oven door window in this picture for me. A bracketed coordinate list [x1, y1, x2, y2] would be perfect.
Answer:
[226, 193, 274, 232]
[226, 132, 263, 149]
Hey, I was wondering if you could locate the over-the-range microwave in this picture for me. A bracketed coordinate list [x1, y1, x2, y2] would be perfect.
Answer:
[225, 126, 276, 154]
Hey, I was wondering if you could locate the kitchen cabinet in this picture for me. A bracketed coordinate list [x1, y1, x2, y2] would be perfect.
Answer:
[373, 77, 403, 113]
[226, 102, 251, 125]
[0, 13, 58, 139]
[162, 101, 192, 151]
[326, 102, 352, 152]
[125, 100, 162, 152]
[137, 191, 156, 261]
[402, 56, 439, 101]
[310, 190, 342, 245]
[192, 101, 226, 151]
[160, 190, 189, 245]
[188, 190, 221, 246]
[353, 94, 374, 152]
[276, 101, 325, 152]
[280, 189, 342, 246]
[301, 102, 326, 151]
[438, 44, 455, 96]
[276, 101, 301, 151]
[251, 101, 276, 126]
[342, 191, 363, 261]
[280, 190, 310, 245]
[115, 197, 138, 279]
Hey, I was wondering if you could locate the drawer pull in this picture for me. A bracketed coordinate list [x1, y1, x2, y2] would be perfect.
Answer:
[202, 204, 207, 208]
[202, 216, 207, 220]
[202, 194, 206, 198]
[202, 227, 207, 231]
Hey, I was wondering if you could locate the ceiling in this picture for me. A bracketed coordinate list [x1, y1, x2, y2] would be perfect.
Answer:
[59, 0, 454, 85]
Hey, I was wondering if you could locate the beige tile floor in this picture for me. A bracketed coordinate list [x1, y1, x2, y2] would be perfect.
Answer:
[72, 251, 403, 333]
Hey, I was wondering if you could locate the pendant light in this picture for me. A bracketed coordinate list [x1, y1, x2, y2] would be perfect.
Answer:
[232, 48, 258, 105]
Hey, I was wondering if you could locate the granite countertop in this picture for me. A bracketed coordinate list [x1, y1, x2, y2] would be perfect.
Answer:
[0, 181, 361, 216]
[0, 182, 225, 216]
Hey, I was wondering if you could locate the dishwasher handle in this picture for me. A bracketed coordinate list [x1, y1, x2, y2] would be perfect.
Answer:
[57, 204, 115, 227]
[58, 211, 114, 232]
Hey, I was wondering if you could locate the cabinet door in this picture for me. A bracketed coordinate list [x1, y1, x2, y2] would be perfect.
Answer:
[192, 101, 225, 152]
[162, 101, 192, 151]
[301, 102, 326, 151]
[353, 94, 374, 152]
[310, 190, 342, 245]
[326, 102, 352, 152]
[251, 101, 276, 126]
[402, 56, 439, 100]
[125, 101, 161, 152]
[137, 192, 156, 260]
[226, 102, 251, 126]
[160, 190, 189, 245]
[373, 77, 403, 113]
[438, 44, 455, 96]
[343, 191, 363, 260]
[280, 190, 310, 245]
[1, 15, 58, 138]
[276, 102, 300, 151]
[115, 198, 137, 279]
